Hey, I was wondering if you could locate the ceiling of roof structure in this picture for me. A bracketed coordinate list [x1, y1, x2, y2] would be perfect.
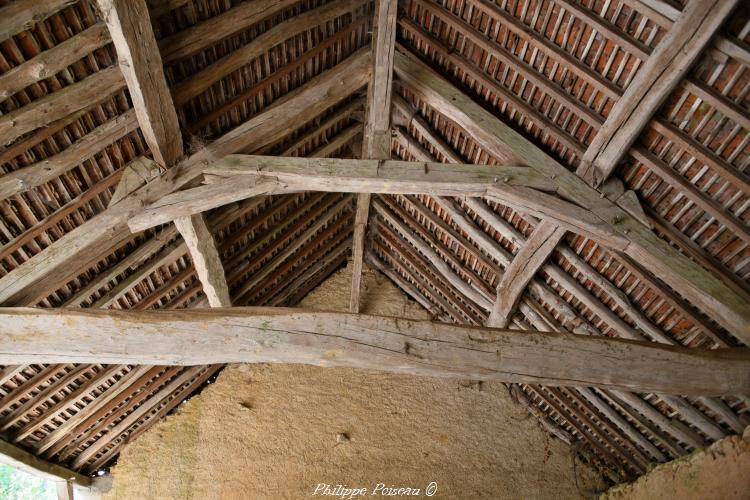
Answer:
[0, 0, 748, 486]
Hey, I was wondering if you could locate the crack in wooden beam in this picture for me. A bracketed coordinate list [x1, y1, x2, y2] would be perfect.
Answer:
[1, 307, 749, 395]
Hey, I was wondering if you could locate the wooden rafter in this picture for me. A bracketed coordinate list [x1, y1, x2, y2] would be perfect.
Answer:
[390, 119, 737, 349]
[2, 307, 749, 395]
[577, 0, 740, 186]
[391, 46, 750, 345]
[0, 66, 125, 147]
[0, 110, 140, 200]
[97, 0, 183, 167]
[171, 0, 366, 106]
[0, 49, 371, 306]
[351, 0, 397, 312]
[0, 439, 91, 489]
[0, 0, 77, 41]
[0, 22, 111, 102]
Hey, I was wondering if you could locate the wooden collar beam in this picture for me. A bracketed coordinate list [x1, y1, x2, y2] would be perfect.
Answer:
[392, 46, 750, 345]
[127, 155, 624, 249]
[1, 307, 748, 396]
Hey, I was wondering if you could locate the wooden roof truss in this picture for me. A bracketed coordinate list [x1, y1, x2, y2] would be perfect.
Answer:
[0, 0, 748, 486]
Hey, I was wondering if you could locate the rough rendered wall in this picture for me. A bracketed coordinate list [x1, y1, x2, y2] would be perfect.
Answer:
[103, 266, 604, 500]
[602, 428, 750, 500]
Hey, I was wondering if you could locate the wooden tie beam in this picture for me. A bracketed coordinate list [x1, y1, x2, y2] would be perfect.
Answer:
[1, 307, 749, 396]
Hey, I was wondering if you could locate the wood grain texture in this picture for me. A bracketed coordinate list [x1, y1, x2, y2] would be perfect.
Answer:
[0, 23, 111, 101]
[577, 0, 739, 185]
[0, 52, 369, 306]
[488, 220, 567, 328]
[352, 0, 397, 312]
[205, 156, 555, 192]
[1, 307, 748, 395]
[393, 46, 750, 344]
[171, 0, 366, 105]
[0, 110, 139, 200]
[0, 0, 78, 41]
[157, 0, 298, 65]
[173, 214, 231, 307]
[0, 66, 125, 146]
[350, 193, 371, 312]
[129, 153, 632, 246]
[98, 0, 183, 166]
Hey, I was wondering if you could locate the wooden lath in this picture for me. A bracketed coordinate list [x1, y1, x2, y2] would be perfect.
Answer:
[578, 0, 740, 186]
[0, 0, 371, 475]
[0, 48, 372, 307]
[383, 85, 748, 474]
[0, 0, 748, 484]
[392, 45, 750, 344]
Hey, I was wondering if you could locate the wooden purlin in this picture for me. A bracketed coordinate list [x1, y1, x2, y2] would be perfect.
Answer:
[0, 0, 372, 475]
[578, 0, 740, 186]
[393, 43, 750, 344]
[384, 96, 742, 476]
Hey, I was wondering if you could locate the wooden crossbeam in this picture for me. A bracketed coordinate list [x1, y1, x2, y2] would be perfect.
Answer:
[1, 307, 748, 395]
[0, 49, 370, 306]
[98, 0, 183, 167]
[392, 46, 750, 343]
[173, 215, 231, 307]
[488, 220, 567, 328]
[577, 0, 739, 186]
[351, 0, 397, 312]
